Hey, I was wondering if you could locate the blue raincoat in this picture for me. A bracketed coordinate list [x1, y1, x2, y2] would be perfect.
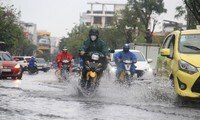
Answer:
[28, 57, 37, 68]
[114, 51, 137, 76]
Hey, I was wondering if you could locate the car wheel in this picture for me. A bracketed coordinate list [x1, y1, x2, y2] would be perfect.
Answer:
[18, 74, 22, 79]
[43, 69, 48, 72]
[170, 77, 174, 87]
[174, 95, 190, 107]
[17, 70, 23, 80]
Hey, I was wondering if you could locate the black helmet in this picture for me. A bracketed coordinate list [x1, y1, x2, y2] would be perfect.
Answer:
[123, 44, 130, 53]
[89, 28, 99, 36]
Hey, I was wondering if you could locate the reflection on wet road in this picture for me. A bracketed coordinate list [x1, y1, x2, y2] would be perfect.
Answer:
[0, 69, 200, 120]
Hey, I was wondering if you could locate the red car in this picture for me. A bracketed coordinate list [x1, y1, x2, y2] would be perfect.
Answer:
[0, 51, 22, 79]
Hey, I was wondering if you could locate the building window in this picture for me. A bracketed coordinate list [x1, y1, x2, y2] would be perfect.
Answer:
[94, 16, 102, 24]
[105, 17, 112, 25]
[85, 22, 91, 26]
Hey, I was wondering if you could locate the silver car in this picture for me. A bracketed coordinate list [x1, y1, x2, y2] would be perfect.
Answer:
[36, 58, 50, 72]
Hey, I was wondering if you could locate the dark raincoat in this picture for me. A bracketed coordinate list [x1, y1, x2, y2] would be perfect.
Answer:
[80, 38, 109, 57]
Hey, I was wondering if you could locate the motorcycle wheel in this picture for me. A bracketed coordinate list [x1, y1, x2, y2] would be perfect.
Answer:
[117, 71, 126, 83]
[125, 75, 132, 87]
[61, 69, 70, 81]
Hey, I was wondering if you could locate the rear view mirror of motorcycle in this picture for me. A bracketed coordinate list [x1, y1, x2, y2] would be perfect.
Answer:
[109, 49, 115, 53]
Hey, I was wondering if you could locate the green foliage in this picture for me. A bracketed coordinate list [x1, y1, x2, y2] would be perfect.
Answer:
[0, 3, 36, 56]
[59, 0, 167, 53]
[36, 53, 50, 61]
[0, 4, 22, 51]
[58, 25, 90, 57]
[99, 28, 125, 49]
[59, 25, 127, 57]
[127, 0, 167, 30]
[13, 38, 37, 56]
[175, 6, 186, 19]
[112, 0, 166, 44]
[175, 0, 200, 29]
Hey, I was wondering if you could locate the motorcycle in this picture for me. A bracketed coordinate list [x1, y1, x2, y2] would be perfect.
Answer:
[60, 59, 70, 81]
[79, 52, 104, 96]
[116, 59, 136, 86]
[27, 64, 38, 75]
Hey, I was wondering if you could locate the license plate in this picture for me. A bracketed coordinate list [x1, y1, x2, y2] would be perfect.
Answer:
[37, 67, 42, 69]
[2, 69, 11, 72]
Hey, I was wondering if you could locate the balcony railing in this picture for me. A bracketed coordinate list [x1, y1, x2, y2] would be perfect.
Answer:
[87, 10, 114, 14]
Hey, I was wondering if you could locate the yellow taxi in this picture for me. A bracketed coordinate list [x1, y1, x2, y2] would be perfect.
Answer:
[156, 28, 200, 99]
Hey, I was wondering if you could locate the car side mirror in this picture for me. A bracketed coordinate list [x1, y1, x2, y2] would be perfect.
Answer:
[160, 48, 170, 57]
[147, 59, 153, 63]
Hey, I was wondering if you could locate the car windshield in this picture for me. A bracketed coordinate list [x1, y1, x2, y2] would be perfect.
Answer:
[179, 34, 200, 54]
[133, 52, 146, 61]
[0, 53, 12, 61]
[26, 58, 31, 62]
[36, 58, 46, 63]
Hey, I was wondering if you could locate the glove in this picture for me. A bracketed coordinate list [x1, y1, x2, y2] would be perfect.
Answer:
[117, 58, 121, 62]
[80, 51, 85, 55]
[106, 56, 111, 60]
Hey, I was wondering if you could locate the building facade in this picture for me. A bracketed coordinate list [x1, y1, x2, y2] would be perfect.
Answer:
[80, 2, 126, 28]
[37, 31, 51, 56]
[50, 37, 60, 54]
[19, 21, 37, 45]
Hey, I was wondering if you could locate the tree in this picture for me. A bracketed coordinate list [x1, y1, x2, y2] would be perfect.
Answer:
[0, 4, 22, 50]
[58, 25, 90, 58]
[11, 38, 37, 56]
[113, 6, 141, 44]
[175, 0, 200, 29]
[128, 0, 167, 30]
[0, 3, 36, 55]
[114, 0, 167, 44]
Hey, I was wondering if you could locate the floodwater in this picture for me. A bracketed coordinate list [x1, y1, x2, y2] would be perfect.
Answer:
[0, 69, 200, 120]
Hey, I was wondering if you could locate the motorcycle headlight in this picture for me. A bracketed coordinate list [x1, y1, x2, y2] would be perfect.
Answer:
[14, 64, 20, 69]
[178, 60, 198, 74]
[62, 59, 69, 63]
[91, 54, 99, 61]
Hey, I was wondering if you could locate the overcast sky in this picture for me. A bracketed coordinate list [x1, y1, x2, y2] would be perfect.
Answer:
[1, 0, 185, 37]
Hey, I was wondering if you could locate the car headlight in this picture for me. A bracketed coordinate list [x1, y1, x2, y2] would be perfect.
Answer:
[14, 64, 20, 69]
[178, 60, 198, 74]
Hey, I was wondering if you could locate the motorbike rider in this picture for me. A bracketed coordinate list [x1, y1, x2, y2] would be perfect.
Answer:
[28, 56, 37, 71]
[79, 28, 110, 87]
[114, 44, 137, 78]
[56, 46, 73, 76]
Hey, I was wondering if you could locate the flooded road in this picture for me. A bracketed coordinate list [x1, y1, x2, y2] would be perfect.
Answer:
[0, 69, 200, 120]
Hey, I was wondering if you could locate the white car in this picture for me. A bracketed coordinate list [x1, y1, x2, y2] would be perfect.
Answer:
[13, 56, 31, 71]
[107, 49, 153, 80]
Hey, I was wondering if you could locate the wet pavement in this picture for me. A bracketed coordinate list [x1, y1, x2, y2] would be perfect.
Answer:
[0, 69, 200, 120]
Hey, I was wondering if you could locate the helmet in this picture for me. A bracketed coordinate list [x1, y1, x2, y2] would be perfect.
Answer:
[89, 28, 99, 36]
[123, 44, 130, 53]
[62, 46, 68, 51]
